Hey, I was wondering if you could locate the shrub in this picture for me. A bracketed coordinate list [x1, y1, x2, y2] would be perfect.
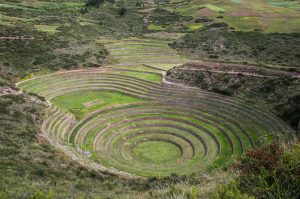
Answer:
[236, 141, 284, 173]
[235, 142, 300, 199]
[211, 87, 232, 96]
[86, 0, 104, 7]
[210, 180, 254, 199]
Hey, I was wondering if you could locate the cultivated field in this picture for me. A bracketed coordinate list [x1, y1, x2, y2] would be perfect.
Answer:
[17, 39, 295, 177]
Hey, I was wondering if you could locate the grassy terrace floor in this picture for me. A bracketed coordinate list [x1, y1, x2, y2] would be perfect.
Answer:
[16, 38, 295, 177]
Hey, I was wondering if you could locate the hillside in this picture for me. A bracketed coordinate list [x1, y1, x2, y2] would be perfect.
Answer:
[0, 0, 299, 198]
[166, 62, 300, 130]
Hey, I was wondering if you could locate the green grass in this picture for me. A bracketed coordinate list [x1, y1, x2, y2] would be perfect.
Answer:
[51, 91, 145, 118]
[266, 17, 300, 33]
[0, 14, 37, 23]
[144, 32, 187, 40]
[230, 0, 242, 3]
[177, 5, 199, 16]
[136, 8, 156, 14]
[106, 39, 186, 69]
[267, 0, 300, 9]
[0, 3, 40, 11]
[34, 25, 59, 33]
[63, 2, 85, 8]
[204, 4, 226, 12]
[149, 63, 183, 70]
[221, 16, 262, 31]
[220, 16, 300, 32]
[132, 141, 182, 164]
[112, 71, 162, 82]
[187, 23, 203, 31]
[110, 65, 164, 72]
[147, 24, 166, 31]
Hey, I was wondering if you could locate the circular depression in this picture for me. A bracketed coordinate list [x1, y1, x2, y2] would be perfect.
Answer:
[132, 140, 183, 164]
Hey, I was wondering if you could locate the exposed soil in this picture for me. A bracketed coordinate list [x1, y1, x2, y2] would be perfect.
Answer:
[0, 36, 35, 40]
[0, 86, 21, 96]
[197, 8, 216, 16]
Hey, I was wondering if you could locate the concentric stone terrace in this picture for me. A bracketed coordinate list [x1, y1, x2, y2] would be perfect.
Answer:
[17, 67, 295, 177]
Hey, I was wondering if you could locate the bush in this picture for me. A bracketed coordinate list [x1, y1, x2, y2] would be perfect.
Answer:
[235, 142, 300, 199]
[86, 0, 104, 7]
[211, 87, 232, 96]
[237, 141, 284, 173]
[210, 180, 254, 199]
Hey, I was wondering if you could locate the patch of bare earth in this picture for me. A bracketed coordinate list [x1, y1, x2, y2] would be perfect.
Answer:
[0, 86, 21, 96]
[83, 99, 104, 107]
[197, 8, 216, 16]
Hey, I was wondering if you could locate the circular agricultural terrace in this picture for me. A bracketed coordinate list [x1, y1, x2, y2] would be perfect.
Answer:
[17, 68, 295, 177]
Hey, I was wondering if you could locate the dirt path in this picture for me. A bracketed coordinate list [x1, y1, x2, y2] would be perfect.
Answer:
[0, 86, 21, 96]
[161, 71, 201, 89]
[0, 36, 34, 40]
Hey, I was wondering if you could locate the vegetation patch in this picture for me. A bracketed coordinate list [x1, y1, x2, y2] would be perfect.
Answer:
[144, 32, 186, 40]
[204, 4, 226, 13]
[52, 91, 145, 118]
[148, 8, 192, 27]
[232, 141, 300, 199]
[187, 23, 203, 31]
[63, 2, 85, 8]
[230, 0, 242, 3]
[0, 3, 40, 11]
[267, 0, 300, 9]
[177, 5, 200, 16]
[133, 141, 182, 164]
[106, 38, 186, 68]
[34, 25, 59, 33]
[170, 27, 300, 69]
[147, 24, 166, 31]
[220, 16, 262, 31]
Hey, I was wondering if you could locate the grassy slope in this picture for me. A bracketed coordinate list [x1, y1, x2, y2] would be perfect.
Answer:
[146, 0, 300, 33]
[171, 26, 300, 70]
[0, 0, 144, 81]
[166, 63, 300, 130]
